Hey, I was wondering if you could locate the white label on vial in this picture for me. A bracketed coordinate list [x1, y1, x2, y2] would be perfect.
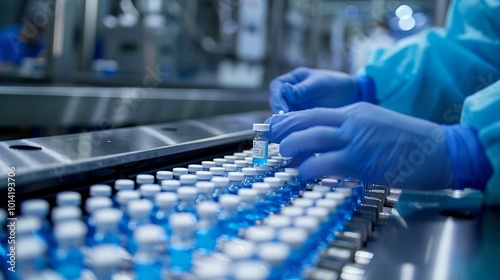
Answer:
[253, 140, 267, 158]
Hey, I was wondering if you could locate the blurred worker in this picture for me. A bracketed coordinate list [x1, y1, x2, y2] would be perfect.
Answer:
[266, 0, 500, 205]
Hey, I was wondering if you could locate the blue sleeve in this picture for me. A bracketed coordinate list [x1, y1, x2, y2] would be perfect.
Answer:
[360, 0, 500, 124]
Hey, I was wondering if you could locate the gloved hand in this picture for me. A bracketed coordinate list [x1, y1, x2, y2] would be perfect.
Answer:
[265, 103, 464, 189]
[268, 67, 376, 113]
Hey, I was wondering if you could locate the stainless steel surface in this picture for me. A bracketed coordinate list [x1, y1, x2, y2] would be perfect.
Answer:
[0, 110, 269, 191]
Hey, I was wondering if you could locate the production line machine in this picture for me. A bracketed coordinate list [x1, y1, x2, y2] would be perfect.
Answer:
[1, 111, 498, 280]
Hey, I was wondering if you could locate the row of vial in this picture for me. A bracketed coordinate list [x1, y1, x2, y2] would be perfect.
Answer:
[2, 145, 363, 280]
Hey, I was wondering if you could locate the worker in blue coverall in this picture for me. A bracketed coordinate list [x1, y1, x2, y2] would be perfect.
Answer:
[266, 0, 500, 205]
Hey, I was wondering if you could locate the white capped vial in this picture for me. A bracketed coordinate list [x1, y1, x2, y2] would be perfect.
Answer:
[252, 123, 270, 167]
[156, 171, 174, 181]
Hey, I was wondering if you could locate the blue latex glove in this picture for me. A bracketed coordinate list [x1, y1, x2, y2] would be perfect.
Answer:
[266, 103, 459, 189]
[268, 67, 376, 114]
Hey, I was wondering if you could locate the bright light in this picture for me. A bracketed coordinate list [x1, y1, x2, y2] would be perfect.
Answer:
[398, 15, 416, 31]
[396, 5, 413, 18]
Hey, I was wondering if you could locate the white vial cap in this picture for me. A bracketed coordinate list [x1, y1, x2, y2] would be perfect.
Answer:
[243, 150, 254, 156]
[194, 258, 229, 279]
[224, 155, 238, 163]
[127, 199, 153, 218]
[303, 192, 323, 201]
[336, 187, 353, 196]
[161, 180, 181, 192]
[232, 260, 270, 280]
[196, 181, 215, 193]
[16, 237, 46, 261]
[284, 168, 299, 176]
[54, 220, 87, 241]
[271, 156, 284, 164]
[316, 199, 338, 212]
[90, 245, 120, 268]
[255, 165, 269, 172]
[222, 239, 255, 260]
[188, 164, 204, 173]
[251, 182, 271, 194]
[213, 158, 228, 166]
[234, 160, 248, 168]
[56, 191, 82, 206]
[180, 174, 197, 185]
[264, 215, 292, 229]
[210, 167, 226, 176]
[257, 242, 290, 265]
[140, 184, 161, 198]
[94, 208, 122, 226]
[51, 206, 82, 223]
[21, 199, 49, 217]
[90, 184, 112, 197]
[278, 228, 308, 249]
[196, 171, 213, 181]
[253, 123, 270, 132]
[245, 157, 254, 165]
[219, 194, 241, 209]
[281, 206, 304, 218]
[274, 172, 291, 181]
[293, 198, 315, 209]
[155, 192, 178, 208]
[267, 159, 278, 167]
[201, 161, 216, 169]
[306, 207, 329, 222]
[169, 213, 196, 229]
[177, 187, 199, 200]
[244, 226, 276, 243]
[313, 186, 331, 194]
[242, 167, 257, 176]
[234, 152, 247, 159]
[223, 164, 238, 173]
[325, 192, 346, 203]
[196, 201, 221, 218]
[156, 171, 173, 181]
[211, 177, 230, 187]
[115, 179, 135, 191]
[293, 216, 320, 234]
[263, 177, 281, 187]
[134, 224, 165, 245]
[136, 174, 155, 185]
[85, 197, 112, 213]
[17, 216, 42, 235]
[228, 172, 244, 181]
[238, 188, 258, 201]
[172, 167, 189, 177]
[117, 190, 140, 205]
[321, 178, 339, 187]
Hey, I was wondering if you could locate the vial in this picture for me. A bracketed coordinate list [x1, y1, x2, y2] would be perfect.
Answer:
[252, 123, 270, 167]
[156, 171, 174, 181]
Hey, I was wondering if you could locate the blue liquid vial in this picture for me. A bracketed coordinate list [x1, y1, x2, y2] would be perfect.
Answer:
[51, 206, 82, 225]
[277, 228, 309, 279]
[254, 165, 268, 183]
[133, 225, 165, 280]
[250, 182, 273, 219]
[275, 172, 292, 205]
[224, 155, 238, 164]
[266, 159, 279, 177]
[234, 159, 248, 172]
[188, 164, 204, 175]
[238, 188, 261, 226]
[209, 166, 226, 178]
[264, 177, 284, 207]
[92, 208, 123, 246]
[227, 172, 244, 194]
[316, 199, 340, 240]
[285, 168, 301, 198]
[116, 190, 140, 232]
[153, 192, 178, 237]
[126, 199, 154, 253]
[176, 187, 199, 216]
[84, 197, 113, 245]
[218, 194, 245, 240]
[21, 199, 51, 245]
[293, 216, 321, 268]
[257, 242, 290, 280]
[210, 177, 230, 202]
[252, 123, 270, 166]
[169, 213, 196, 274]
[213, 158, 228, 167]
[305, 207, 330, 249]
[195, 181, 215, 203]
[15, 237, 53, 280]
[113, 180, 135, 206]
[196, 171, 214, 182]
[89, 245, 121, 280]
[201, 161, 216, 171]
[195, 202, 221, 255]
[242, 167, 257, 188]
[140, 184, 161, 202]
[53, 221, 87, 279]
[223, 164, 238, 177]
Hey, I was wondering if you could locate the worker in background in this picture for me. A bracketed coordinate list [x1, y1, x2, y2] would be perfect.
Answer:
[266, 0, 500, 205]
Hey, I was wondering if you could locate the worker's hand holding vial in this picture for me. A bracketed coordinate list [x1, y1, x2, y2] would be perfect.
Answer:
[268, 67, 376, 114]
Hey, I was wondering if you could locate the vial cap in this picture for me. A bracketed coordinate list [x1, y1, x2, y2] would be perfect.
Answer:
[172, 167, 189, 176]
[177, 187, 199, 200]
[56, 191, 82, 206]
[313, 186, 331, 194]
[325, 192, 346, 203]
[136, 174, 155, 184]
[278, 228, 308, 248]
[243, 150, 254, 156]
[16, 237, 46, 260]
[255, 165, 269, 172]
[251, 182, 271, 194]
[90, 184, 112, 197]
[293, 216, 320, 233]
[90, 245, 120, 268]
[210, 167, 226, 176]
[267, 159, 278, 167]
[194, 257, 229, 279]
[234, 152, 247, 159]
[321, 178, 339, 187]
[169, 213, 196, 229]
[54, 220, 87, 240]
[85, 197, 112, 213]
[284, 168, 299, 176]
[21, 199, 49, 217]
[223, 164, 238, 172]
[219, 194, 241, 208]
[196, 201, 221, 217]
[293, 198, 315, 209]
[271, 156, 284, 164]
[257, 242, 290, 265]
[224, 155, 238, 163]
[232, 260, 270, 280]
[336, 187, 353, 196]
[242, 167, 257, 176]
[253, 123, 270, 132]
[228, 172, 244, 181]
[117, 190, 140, 205]
[161, 180, 181, 192]
[155, 192, 178, 208]
[263, 177, 281, 187]
[127, 199, 153, 217]
[51, 206, 82, 223]
[140, 184, 161, 198]
[94, 208, 122, 226]
[201, 161, 216, 169]
[134, 224, 165, 244]
[16, 216, 42, 234]
[244, 226, 276, 243]
[234, 160, 248, 168]
[306, 207, 329, 221]
[316, 199, 338, 212]
[274, 172, 291, 181]
[281, 206, 304, 218]
[188, 164, 204, 173]
[238, 188, 258, 201]
[213, 158, 228, 166]
[196, 181, 215, 192]
[303, 192, 323, 200]
[222, 239, 255, 260]
[196, 171, 213, 181]
[156, 171, 173, 180]
[180, 174, 197, 185]
[264, 215, 292, 229]
[211, 176, 230, 187]
[115, 179, 135, 191]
